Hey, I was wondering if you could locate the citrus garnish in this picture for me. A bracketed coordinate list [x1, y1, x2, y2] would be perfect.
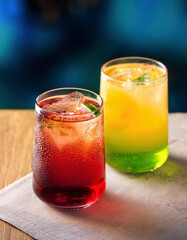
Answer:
[134, 73, 151, 82]
[82, 103, 101, 116]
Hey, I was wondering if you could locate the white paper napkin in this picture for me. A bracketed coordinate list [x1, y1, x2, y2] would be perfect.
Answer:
[0, 162, 187, 240]
[0, 114, 187, 240]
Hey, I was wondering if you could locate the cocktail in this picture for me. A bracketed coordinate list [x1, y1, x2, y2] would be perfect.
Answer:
[33, 88, 105, 209]
[100, 57, 168, 173]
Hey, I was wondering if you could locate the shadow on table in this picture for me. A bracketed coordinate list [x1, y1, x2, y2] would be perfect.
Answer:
[123, 154, 187, 184]
[60, 155, 187, 240]
[62, 190, 185, 240]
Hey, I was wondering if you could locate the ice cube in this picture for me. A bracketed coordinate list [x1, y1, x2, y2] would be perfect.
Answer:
[43, 91, 85, 114]
[111, 69, 133, 81]
[138, 65, 161, 79]
[44, 123, 78, 149]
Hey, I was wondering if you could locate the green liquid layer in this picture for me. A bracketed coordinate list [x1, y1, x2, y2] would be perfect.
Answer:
[106, 145, 169, 173]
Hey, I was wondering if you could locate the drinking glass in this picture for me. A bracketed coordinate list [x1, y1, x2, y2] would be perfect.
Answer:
[33, 88, 105, 209]
[100, 57, 168, 173]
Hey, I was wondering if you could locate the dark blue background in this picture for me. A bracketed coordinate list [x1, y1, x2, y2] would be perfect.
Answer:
[0, 0, 187, 111]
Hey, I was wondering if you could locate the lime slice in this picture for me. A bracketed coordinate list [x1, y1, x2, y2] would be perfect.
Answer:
[134, 73, 151, 82]
[82, 103, 101, 117]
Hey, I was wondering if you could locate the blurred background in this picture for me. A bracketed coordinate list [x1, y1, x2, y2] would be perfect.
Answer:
[0, 0, 186, 111]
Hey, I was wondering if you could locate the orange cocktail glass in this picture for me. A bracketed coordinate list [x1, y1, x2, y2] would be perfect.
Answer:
[100, 57, 168, 173]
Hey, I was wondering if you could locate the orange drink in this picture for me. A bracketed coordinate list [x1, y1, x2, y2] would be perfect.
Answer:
[100, 57, 168, 173]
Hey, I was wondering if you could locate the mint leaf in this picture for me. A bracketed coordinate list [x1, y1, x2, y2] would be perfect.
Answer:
[134, 73, 151, 82]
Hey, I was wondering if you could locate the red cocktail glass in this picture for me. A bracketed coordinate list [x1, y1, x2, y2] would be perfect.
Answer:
[33, 88, 105, 209]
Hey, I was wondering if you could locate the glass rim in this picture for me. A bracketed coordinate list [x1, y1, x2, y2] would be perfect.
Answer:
[101, 56, 167, 85]
[35, 87, 103, 119]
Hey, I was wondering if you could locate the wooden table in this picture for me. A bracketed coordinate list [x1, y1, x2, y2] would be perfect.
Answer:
[0, 111, 187, 240]
[0, 110, 34, 240]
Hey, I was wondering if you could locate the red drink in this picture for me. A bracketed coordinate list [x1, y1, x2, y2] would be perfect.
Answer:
[33, 88, 105, 209]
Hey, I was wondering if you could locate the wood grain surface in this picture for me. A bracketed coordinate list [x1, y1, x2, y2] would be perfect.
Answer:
[0, 110, 35, 240]
[0, 111, 187, 240]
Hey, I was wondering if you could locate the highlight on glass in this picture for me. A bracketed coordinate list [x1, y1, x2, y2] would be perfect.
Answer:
[33, 88, 105, 209]
[100, 57, 168, 173]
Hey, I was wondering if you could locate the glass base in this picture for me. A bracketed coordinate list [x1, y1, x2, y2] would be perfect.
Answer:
[33, 177, 105, 209]
[106, 145, 169, 173]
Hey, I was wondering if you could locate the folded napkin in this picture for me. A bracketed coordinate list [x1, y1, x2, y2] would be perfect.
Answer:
[0, 114, 187, 240]
[0, 163, 187, 240]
